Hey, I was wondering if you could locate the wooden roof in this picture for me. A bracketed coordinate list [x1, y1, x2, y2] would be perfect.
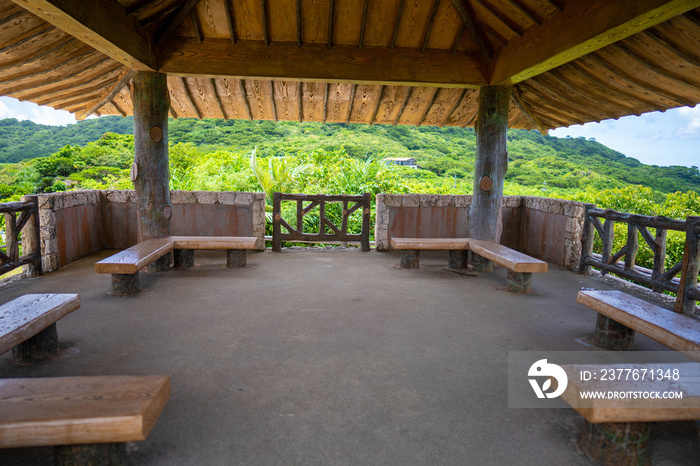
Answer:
[2, 0, 700, 132]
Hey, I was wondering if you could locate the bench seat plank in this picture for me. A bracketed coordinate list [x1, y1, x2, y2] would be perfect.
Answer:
[95, 238, 173, 275]
[171, 236, 257, 250]
[0, 294, 80, 356]
[468, 239, 548, 273]
[560, 363, 700, 423]
[0, 375, 170, 448]
[577, 290, 700, 356]
[391, 238, 470, 250]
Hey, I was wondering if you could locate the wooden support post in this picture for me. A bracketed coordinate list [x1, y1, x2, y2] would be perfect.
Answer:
[578, 204, 595, 275]
[469, 85, 511, 271]
[507, 270, 532, 293]
[651, 228, 667, 293]
[600, 219, 615, 275]
[448, 250, 468, 270]
[361, 192, 371, 251]
[12, 323, 59, 363]
[3, 212, 18, 263]
[54, 442, 130, 466]
[674, 216, 700, 316]
[578, 421, 650, 466]
[593, 314, 635, 351]
[20, 195, 43, 277]
[624, 224, 638, 271]
[112, 273, 140, 296]
[273, 192, 282, 252]
[132, 71, 172, 271]
[227, 249, 246, 268]
[400, 250, 420, 268]
[173, 249, 194, 269]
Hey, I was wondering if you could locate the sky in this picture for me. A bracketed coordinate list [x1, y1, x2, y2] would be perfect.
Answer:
[1, 95, 699, 169]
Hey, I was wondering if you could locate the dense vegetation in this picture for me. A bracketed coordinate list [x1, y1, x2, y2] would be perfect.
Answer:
[0, 116, 698, 274]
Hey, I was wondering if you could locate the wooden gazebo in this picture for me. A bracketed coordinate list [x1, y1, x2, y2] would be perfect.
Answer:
[2, 0, 700, 242]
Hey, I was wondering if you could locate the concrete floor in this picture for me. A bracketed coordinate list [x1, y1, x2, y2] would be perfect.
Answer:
[0, 248, 698, 465]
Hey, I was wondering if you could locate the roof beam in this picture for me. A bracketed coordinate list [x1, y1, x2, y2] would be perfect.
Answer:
[11, 0, 156, 71]
[160, 38, 488, 88]
[491, 0, 700, 85]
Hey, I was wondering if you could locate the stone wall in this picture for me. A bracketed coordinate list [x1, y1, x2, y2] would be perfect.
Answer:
[375, 194, 587, 271]
[36, 190, 265, 273]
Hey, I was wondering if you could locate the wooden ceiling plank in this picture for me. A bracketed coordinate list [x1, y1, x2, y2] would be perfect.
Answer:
[451, 0, 492, 58]
[0, 43, 94, 84]
[440, 88, 467, 127]
[390, 0, 405, 51]
[417, 88, 440, 126]
[472, 0, 524, 36]
[0, 22, 53, 54]
[297, 81, 303, 122]
[546, 0, 564, 11]
[0, 53, 109, 94]
[180, 76, 203, 118]
[442, 87, 476, 126]
[393, 87, 412, 126]
[223, 0, 236, 44]
[644, 28, 700, 68]
[210, 77, 229, 119]
[12, 0, 156, 70]
[511, 86, 547, 133]
[260, 0, 269, 45]
[589, 50, 696, 107]
[510, 0, 542, 26]
[156, 0, 200, 49]
[190, 10, 203, 42]
[270, 80, 277, 121]
[422, 0, 442, 53]
[346, 83, 356, 124]
[238, 79, 253, 120]
[461, 106, 478, 128]
[540, 69, 631, 117]
[369, 85, 384, 124]
[327, 0, 335, 49]
[358, 0, 369, 50]
[160, 38, 488, 87]
[111, 98, 127, 117]
[296, 0, 302, 46]
[492, 0, 700, 85]
[520, 80, 602, 122]
[450, 24, 465, 54]
[31, 66, 122, 106]
[564, 60, 661, 112]
[322, 82, 328, 123]
[46, 66, 128, 116]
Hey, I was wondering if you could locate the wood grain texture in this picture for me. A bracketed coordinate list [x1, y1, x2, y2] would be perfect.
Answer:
[468, 239, 548, 272]
[391, 237, 470, 250]
[0, 293, 80, 356]
[171, 236, 257, 249]
[95, 237, 173, 274]
[577, 290, 700, 356]
[559, 363, 700, 423]
[0, 375, 170, 447]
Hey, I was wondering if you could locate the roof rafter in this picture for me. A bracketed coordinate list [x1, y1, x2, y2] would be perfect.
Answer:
[11, 0, 156, 71]
[451, 0, 492, 58]
[159, 38, 488, 88]
[156, 0, 200, 49]
[491, 0, 700, 85]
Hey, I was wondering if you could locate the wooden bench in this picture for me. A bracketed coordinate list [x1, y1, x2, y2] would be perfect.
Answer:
[390, 237, 547, 293]
[577, 290, 700, 356]
[0, 294, 81, 364]
[95, 236, 257, 296]
[0, 375, 170, 464]
[558, 362, 700, 465]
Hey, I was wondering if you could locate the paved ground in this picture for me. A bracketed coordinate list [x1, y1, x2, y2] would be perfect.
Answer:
[1, 248, 698, 465]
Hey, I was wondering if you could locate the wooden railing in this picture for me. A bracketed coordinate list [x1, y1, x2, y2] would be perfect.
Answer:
[579, 205, 700, 314]
[272, 193, 371, 252]
[0, 196, 42, 277]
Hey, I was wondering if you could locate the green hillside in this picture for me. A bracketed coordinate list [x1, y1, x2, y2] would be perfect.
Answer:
[0, 116, 698, 194]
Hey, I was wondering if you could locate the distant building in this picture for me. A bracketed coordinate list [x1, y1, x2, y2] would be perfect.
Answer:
[384, 157, 420, 169]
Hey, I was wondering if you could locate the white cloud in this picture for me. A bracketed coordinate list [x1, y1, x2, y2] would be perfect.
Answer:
[0, 97, 76, 126]
[675, 105, 700, 138]
[0, 99, 11, 119]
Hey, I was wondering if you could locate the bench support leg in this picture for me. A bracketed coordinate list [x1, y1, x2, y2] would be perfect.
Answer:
[507, 271, 532, 293]
[578, 421, 650, 466]
[594, 314, 635, 351]
[112, 273, 140, 296]
[12, 323, 59, 363]
[400, 250, 420, 268]
[54, 442, 130, 466]
[448, 250, 468, 270]
[472, 253, 493, 272]
[227, 249, 246, 268]
[174, 249, 195, 269]
[148, 253, 171, 273]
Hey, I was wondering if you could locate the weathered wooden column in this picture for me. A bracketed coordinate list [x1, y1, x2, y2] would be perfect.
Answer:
[469, 85, 511, 271]
[119, 71, 171, 295]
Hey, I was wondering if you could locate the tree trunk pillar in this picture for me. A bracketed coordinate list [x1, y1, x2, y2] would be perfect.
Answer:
[469, 86, 512, 243]
[133, 71, 171, 250]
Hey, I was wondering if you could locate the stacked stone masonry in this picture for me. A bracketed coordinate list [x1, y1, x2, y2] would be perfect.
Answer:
[31, 190, 265, 273]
